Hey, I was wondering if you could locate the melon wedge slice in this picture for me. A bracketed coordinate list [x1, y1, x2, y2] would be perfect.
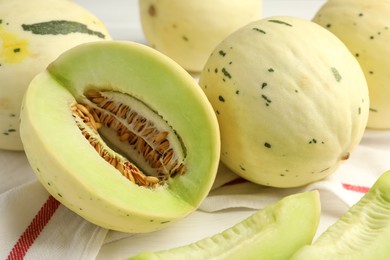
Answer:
[292, 170, 390, 259]
[129, 191, 321, 259]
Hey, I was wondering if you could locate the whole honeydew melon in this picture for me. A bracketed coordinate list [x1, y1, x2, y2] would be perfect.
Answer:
[313, 0, 390, 129]
[0, 0, 111, 150]
[139, 0, 261, 72]
[199, 16, 369, 188]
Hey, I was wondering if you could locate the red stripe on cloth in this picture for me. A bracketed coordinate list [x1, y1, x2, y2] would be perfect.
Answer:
[7, 195, 60, 260]
[342, 183, 370, 193]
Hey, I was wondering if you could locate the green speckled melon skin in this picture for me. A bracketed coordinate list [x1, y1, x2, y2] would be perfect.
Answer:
[0, 0, 111, 150]
[313, 0, 390, 129]
[199, 16, 369, 188]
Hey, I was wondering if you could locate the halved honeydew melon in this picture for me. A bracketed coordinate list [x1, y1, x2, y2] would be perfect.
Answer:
[20, 41, 220, 233]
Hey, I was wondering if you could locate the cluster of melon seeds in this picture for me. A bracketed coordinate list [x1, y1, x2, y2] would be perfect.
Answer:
[70, 89, 187, 187]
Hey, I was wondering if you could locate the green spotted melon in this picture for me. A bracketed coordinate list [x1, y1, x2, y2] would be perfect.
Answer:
[313, 0, 390, 129]
[199, 16, 369, 188]
[139, 0, 261, 72]
[0, 0, 111, 150]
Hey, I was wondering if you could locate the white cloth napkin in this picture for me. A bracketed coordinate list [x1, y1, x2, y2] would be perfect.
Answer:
[1, 180, 108, 260]
[1, 130, 390, 259]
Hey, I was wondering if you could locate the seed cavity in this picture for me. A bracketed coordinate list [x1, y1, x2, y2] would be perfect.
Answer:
[71, 89, 187, 188]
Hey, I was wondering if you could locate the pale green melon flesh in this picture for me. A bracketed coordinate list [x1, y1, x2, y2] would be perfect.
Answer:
[20, 41, 220, 233]
[291, 170, 390, 260]
[129, 191, 321, 260]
